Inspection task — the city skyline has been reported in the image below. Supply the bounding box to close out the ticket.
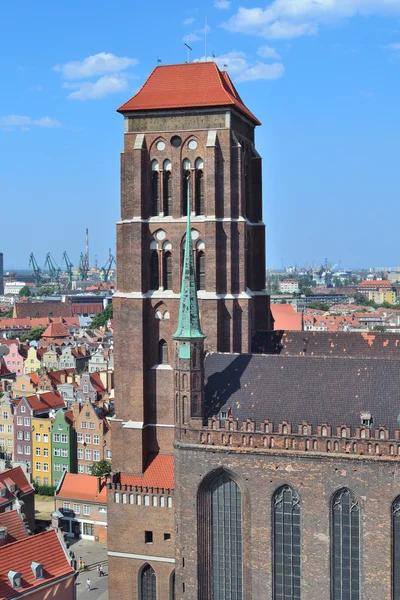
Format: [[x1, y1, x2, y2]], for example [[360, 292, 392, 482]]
[[1, 0, 400, 268]]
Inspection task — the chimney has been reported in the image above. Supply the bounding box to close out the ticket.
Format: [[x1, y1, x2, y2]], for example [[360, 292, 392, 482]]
[[97, 476, 102, 495], [0, 526, 8, 546]]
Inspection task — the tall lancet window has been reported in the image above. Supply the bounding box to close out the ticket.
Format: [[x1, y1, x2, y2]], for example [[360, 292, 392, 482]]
[[141, 564, 156, 600], [273, 485, 301, 600], [195, 158, 204, 215], [163, 160, 172, 216], [203, 473, 243, 600], [332, 488, 360, 600], [182, 159, 191, 216], [151, 160, 159, 216]]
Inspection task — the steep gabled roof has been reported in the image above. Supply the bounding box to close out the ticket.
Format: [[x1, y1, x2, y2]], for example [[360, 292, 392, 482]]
[[57, 473, 107, 502], [42, 322, 69, 338], [0, 510, 28, 543], [117, 62, 261, 125], [0, 529, 73, 598], [0, 467, 32, 496]]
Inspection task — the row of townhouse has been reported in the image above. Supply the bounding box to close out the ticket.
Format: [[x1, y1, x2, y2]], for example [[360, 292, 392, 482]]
[[1, 339, 112, 377], [0, 387, 112, 487]]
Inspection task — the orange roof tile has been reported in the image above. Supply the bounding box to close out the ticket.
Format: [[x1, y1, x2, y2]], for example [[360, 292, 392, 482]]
[[359, 279, 392, 288], [0, 510, 28, 543], [57, 473, 107, 503], [117, 62, 261, 125], [271, 304, 302, 331], [0, 529, 73, 598], [0, 467, 32, 496], [42, 322, 69, 338], [120, 454, 174, 489]]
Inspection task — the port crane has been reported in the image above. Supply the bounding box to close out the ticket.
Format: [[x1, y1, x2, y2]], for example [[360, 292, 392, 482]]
[[28, 253, 42, 284], [44, 253, 61, 283], [62, 252, 74, 284], [101, 249, 115, 282]]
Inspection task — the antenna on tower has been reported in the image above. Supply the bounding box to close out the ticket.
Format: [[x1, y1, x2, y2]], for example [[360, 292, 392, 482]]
[[204, 17, 208, 60], [86, 228, 89, 268], [184, 42, 192, 63]]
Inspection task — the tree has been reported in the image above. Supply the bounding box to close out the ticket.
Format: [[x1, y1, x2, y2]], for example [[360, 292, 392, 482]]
[[18, 285, 32, 297], [90, 304, 113, 329], [308, 301, 330, 311], [20, 325, 46, 343], [0, 307, 13, 319], [89, 459, 111, 477], [37, 285, 54, 296]]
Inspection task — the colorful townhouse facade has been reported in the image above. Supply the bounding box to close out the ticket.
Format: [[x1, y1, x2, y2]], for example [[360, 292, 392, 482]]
[[23, 346, 41, 374], [0, 392, 14, 460], [31, 416, 52, 486], [74, 400, 110, 474], [52, 409, 75, 487], [4, 342, 24, 376]]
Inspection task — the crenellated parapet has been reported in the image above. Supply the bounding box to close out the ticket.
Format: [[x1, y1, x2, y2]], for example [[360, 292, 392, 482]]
[[177, 416, 400, 457], [108, 482, 174, 506]]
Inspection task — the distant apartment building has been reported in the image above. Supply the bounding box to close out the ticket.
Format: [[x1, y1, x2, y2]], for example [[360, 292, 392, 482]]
[[279, 279, 299, 294], [358, 279, 396, 304], [4, 281, 26, 296]]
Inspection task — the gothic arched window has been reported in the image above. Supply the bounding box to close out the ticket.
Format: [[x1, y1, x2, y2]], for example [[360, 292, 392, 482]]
[[183, 396, 189, 424], [150, 251, 159, 290], [163, 251, 173, 290], [393, 497, 400, 597], [183, 165, 191, 216], [158, 340, 168, 365], [273, 485, 301, 600], [196, 251, 205, 291], [200, 472, 242, 600], [151, 162, 159, 216], [332, 488, 360, 600], [163, 169, 172, 216], [191, 394, 200, 417], [141, 564, 156, 600], [195, 161, 204, 214]]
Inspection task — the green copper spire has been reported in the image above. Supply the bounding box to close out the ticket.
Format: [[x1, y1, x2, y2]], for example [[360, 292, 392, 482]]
[[173, 194, 205, 340]]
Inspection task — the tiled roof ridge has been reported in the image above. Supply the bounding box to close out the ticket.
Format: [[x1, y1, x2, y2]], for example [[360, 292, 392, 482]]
[[0, 528, 51, 550]]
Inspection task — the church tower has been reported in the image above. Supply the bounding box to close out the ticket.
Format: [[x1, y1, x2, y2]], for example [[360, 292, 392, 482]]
[[108, 62, 271, 600]]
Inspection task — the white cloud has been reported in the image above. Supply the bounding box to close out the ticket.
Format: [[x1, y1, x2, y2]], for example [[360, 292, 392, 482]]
[[183, 17, 195, 24], [386, 42, 400, 50], [27, 84, 43, 92], [257, 45, 280, 59], [63, 75, 129, 100], [183, 33, 202, 43], [0, 114, 62, 129], [196, 51, 284, 81], [223, 0, 400, 40], [54, 52, 138, 80], [214, 0, 231, 8]]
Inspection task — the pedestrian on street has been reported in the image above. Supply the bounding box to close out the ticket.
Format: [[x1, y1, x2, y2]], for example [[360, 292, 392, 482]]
[[87, 578, 91, 591], [78, 557, 82, 571], [97, 565, 100, 576], [99, 565, 104, 577]]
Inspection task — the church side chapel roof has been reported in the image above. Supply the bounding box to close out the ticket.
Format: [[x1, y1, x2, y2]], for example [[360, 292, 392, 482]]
[[204, 353, 400, 432], [117, 62, 261, 125]]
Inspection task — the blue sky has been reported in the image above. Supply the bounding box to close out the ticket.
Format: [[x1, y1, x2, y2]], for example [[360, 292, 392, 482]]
[[1, 0, 400, 271]]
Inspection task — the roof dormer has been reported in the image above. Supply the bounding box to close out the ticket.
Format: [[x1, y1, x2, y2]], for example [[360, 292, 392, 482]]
[[8, 570, 22, 589], [31, 561, 44, 579]]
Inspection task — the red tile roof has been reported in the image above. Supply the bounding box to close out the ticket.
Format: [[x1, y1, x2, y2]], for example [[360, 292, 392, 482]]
[[0, 510, 28, 543], [14, 302, 73, 320], [0, 467, 33, 496], [42, 322, 70, 338], [89, 372, 106, 394], [0, 529, 73, 598], [358, 279, 392, 289], [57, 473, 107, 503], [271, 304, 302, 331], [117, 62, 261, 125], [25, 392, 65, 413], [120, 454, 174, 489]]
